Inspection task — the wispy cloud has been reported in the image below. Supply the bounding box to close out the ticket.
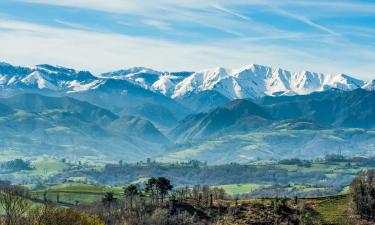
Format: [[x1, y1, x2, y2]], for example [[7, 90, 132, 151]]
[[54, 19, 91, 30], [288, 1, 375, 15], [212, 4, 251, 21], [268, 6, 339, 36], [143, 20, 173, 31]]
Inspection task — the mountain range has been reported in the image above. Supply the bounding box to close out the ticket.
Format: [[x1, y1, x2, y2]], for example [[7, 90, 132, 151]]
[[0, 62, 374, 163], [1, 62, 373, 116]]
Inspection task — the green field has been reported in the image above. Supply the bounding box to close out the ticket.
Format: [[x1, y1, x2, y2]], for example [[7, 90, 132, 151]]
[[31, 183, 123, 205], [215, 183, 268, 195], [311, 195, 350, 225]]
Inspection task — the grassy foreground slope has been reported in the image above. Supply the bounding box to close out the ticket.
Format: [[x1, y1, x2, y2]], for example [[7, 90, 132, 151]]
[[27, 181, 353, 225]]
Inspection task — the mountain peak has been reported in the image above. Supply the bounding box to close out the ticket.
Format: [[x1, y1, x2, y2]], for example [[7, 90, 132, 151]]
[[35, 64, 77, 74], [0, 62, 12, 67]]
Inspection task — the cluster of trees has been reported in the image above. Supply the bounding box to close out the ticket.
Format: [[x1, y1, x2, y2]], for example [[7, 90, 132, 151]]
[[101, 177, 226, 210], [80, 177, 228, 225], [350, 169, 375, 222], [0, 159, 32, 171], [101, 177, 174, 210], [279, 158, 312, 167]]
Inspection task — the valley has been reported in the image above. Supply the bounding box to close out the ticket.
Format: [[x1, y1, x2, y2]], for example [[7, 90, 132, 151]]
[[0, 62, 374, 224]]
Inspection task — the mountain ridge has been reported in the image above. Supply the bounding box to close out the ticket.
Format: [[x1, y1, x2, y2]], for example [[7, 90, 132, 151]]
[[0, 61, 373, 127], [1, 62, 371, 100]]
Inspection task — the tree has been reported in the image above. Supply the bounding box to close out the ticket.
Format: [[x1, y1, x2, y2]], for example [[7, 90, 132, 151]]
[[351, 169, 375, 221], [124, 184, 138, 209], [0, 185, 30, 225], [102, 192, 116, 208], [156, 177, 173, 203], [145, 177, 158, 205]]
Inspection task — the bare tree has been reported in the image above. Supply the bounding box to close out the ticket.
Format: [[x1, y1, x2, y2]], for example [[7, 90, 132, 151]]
[[0, 185, 30, 225], [351, 169, 375, 221], [124, 184, 138, 209]]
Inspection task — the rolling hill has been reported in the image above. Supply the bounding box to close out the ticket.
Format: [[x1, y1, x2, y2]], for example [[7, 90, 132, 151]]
[[0, 93, 169, 162]]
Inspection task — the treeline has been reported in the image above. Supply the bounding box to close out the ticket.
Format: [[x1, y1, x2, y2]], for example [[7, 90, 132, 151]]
[[77, 162, 328, 187], [53, 155, 375, 190]]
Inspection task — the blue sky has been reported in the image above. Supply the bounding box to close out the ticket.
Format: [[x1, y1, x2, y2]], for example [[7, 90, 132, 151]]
[[0, 0, 374, 79]]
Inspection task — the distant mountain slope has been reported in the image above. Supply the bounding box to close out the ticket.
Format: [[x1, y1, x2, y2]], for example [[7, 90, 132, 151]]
[[108, 115, 169, 143], [174, 90, 230, 113], [263, 89, 375, 128], [170, 99, 271, 141], [161, 128, 375, 164], [0, 93, 169, 162], [68, 78, 190, 127], [120, 103, 178, 128], [171, 89, 375, 142], [0, 102, 14, 116], [0, 93, 118, 126]]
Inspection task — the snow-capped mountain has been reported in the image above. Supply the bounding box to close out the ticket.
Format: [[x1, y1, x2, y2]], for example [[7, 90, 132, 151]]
[[0, 63, 100, 95], [172, 64, 366, 99], [0, 62, 371, 101], [95, 64, 368, 100]]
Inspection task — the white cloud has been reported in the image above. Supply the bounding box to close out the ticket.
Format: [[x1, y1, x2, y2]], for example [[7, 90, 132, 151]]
[[19, 0, 142, 13], [0, 18, 373, 80]]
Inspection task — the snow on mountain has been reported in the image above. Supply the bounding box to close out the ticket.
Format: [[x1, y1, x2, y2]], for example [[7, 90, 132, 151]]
[[151, 74, 184, 96], [0, 63, 98, 93], [21, 71, 58, 90], [172, 64, 367, 99], [67, 80, 103, 93], [363, 79, 375, 91], [0, 62, 371, 100], [101, 67, 190, 95], [100, 67, 162, 89]]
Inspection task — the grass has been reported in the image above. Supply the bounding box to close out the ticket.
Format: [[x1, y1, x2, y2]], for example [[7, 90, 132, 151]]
[[31, 183, 123, 204], [26, 179, 354, 224], [214, 183, 268, 195], [312, 195, 350, 225]]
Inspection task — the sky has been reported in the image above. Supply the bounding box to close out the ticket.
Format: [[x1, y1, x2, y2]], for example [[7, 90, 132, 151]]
[[0, 0, 374, 80]]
